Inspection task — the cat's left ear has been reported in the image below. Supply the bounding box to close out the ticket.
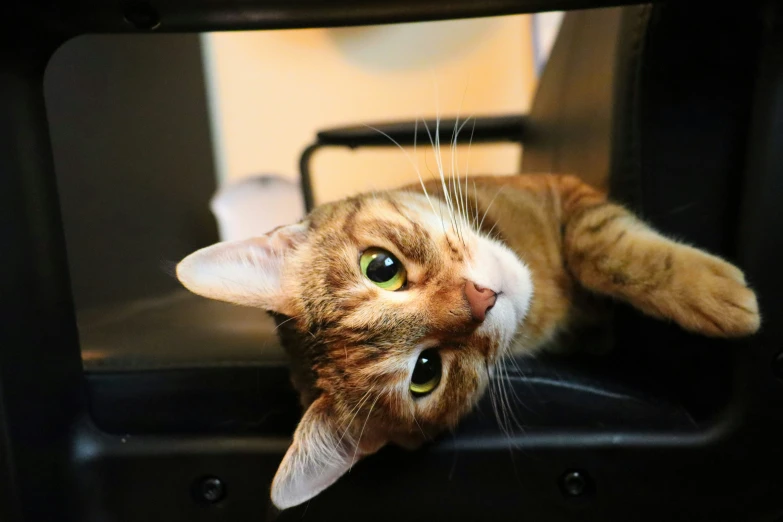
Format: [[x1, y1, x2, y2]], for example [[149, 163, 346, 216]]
[[176, 222, 308, 315], [271, 397, 382, 510]]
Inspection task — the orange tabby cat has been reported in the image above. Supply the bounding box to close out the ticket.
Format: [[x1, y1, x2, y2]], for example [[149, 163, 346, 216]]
[[176, 174, 759, 510]]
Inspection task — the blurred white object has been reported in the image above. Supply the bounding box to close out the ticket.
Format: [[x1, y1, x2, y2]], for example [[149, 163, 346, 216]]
[[532, 12, 565, 77], [211, 175, 305, 242], [328, 17, 502, 70]]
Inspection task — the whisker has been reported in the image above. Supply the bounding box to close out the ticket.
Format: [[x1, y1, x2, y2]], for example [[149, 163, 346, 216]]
[[465, 118, 478, 230], [472, 180, 480, 231], [428, 87, 459, 239], [453, 79, 472, 246], [450, 115, 461, 243], [509, 339, 545, 403], [452, 115, 475, 247], [502, 353, 539, 415], [485, 219, 501, 241], [434, 115, 453, 224], [450, 122, 465, 246], [336, 389, 373, 450], [409, 404, 427, 437], [419, 137, 448, 233], [485, 362, 508, 437], [423, 118, 459, 236], [495, 361, 512, 435], [487, 356, 527, 443], [498, 357, 526, 434], [273, 314, 300, 332], [362, 124, 438, 219], [351, 393, 382, 469], [454, 124, 465, 240], [479, 186, 506, 233]]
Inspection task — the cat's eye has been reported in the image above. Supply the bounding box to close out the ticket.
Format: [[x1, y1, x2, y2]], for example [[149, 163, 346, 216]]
[[360, 248, 407, 291], [410, 349, 442, 397]]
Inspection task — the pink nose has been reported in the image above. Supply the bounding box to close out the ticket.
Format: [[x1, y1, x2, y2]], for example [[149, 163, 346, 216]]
[[465, 281, 497, 322]]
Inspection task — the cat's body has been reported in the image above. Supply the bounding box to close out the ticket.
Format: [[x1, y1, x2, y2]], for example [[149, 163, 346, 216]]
[[416, 174, 757, 340], [177, 173, 759, 510]]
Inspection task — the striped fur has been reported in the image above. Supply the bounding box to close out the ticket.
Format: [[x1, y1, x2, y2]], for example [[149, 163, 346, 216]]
[[177, 173, 759, 509]]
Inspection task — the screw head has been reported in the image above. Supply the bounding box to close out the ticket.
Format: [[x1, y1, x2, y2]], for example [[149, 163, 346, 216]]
[[560, 470, 592, 497], [196, 476, 226, 504], [123, 2, 161, 30]]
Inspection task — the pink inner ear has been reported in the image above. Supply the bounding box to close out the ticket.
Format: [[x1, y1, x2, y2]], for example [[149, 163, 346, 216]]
[[270, 396, 352, 509], [175, 222, 309, 314], [270, 393, 389, 510], [271, 442, 356, 510], [271, 437, 386, 510]]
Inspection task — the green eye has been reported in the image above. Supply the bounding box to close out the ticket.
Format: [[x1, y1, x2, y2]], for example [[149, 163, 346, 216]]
[[410, 349, 442, 397], [360, 248, 407, 291]]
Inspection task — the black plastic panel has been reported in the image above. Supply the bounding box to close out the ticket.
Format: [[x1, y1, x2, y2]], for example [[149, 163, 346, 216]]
[[70, 387, 780, 522], [45, 34, 219, 310], [85, 354, 700, 436], [76, 290, 733, 437], [36, 0, 650, 34], [1, 0, 781, 521], [88, 368, 302, 435], [0, 32, 85, 522]]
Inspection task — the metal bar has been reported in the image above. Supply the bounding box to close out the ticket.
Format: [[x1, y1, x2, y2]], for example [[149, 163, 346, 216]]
[[299, 143, 321, 213], [299, 115, 526, 210]]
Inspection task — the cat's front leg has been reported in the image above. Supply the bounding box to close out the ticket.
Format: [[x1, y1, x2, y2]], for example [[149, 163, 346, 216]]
[[556, 176, 760, 338]]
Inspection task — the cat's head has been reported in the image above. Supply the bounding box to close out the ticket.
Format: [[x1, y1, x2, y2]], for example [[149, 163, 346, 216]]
[[176, 190, 533, 509]]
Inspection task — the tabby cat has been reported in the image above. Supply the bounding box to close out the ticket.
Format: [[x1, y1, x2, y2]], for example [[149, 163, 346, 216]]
[[176, 173, 759, 510]]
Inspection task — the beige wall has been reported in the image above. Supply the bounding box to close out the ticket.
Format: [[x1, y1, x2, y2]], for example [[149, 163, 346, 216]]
[[203, 15, 535, 205]]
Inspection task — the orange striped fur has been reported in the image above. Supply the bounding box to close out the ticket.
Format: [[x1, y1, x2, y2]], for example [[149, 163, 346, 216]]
[[176, 173, 759, 509]]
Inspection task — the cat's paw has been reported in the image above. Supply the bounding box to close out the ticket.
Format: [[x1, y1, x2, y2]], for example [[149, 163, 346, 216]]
[[669, 249, 760, 338]]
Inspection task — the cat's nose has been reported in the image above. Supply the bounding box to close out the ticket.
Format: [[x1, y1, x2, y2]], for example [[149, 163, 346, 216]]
[[465, 281, 497, 322]]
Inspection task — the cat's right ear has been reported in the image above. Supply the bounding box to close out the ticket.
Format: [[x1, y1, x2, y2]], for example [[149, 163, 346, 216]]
[[176, 222, 308, 315], [271, 397, 356, 510]]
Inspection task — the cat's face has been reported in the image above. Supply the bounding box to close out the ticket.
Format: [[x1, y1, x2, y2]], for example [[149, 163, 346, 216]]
[[177, 190, 533, 509]]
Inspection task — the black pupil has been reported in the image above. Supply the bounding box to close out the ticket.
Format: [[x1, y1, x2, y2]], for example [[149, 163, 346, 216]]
[[412, 349, 440, 385], [366, 252, 399, 283]]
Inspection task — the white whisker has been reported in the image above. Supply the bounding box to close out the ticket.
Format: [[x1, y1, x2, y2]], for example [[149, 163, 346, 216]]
[[409, 404, 427, 437], [472, 180, 480, 231], [451, 116, 470, 246], [465, 118, 477, 229], [450, 116, 464, 245], [362, 124, 438, 220], [479, 186, 506, 233], [336, 389, 373, 451], [453, 115, 474, 245], [351, 393, 382, 469], [486, 219, 501, 241], [453, 79, 472, 243], [498, 357, 526, 435], [273, 314, 300, 332], [423, 118, 458, 236]]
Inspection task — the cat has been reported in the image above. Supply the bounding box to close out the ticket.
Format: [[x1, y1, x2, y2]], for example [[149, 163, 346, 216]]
[[176, 173, 760, 510]]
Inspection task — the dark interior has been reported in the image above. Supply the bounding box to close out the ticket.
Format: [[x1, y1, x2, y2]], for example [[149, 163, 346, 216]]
[[1, 1, 782, 521]]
